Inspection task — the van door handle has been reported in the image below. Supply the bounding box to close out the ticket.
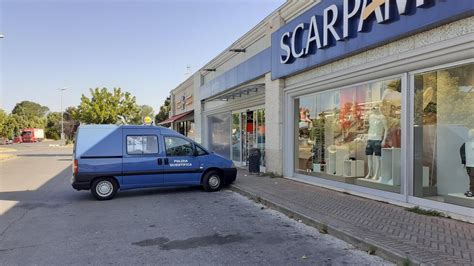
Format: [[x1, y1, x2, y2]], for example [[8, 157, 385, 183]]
[[164, 158, 169, 165], [157, 158, 163, 165]]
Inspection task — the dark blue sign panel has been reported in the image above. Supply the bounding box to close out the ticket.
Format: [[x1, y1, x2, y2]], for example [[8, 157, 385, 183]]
[[271, 0, 473, 80], [200, 48, 271, 100]]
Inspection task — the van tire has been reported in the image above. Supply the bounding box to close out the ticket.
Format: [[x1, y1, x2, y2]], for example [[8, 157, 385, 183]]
[[91, 177, 118, 200], [202, 171, 222, 192]]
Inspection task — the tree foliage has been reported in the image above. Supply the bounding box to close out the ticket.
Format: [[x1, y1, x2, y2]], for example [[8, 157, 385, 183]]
[[45, 112, 62, 140], [0, 109, 9, 138], [0, 108, 46, 139], [73, 88, 140, 124], [155, 96, 171, 124], [63, 106, 80, 139], [138, 105, 155, 123], [12, 101, 49, 118]]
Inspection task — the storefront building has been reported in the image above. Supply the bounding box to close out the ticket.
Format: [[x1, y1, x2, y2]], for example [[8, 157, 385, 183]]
[[168, 0, 474, 221], [160, 76, 195, 139]]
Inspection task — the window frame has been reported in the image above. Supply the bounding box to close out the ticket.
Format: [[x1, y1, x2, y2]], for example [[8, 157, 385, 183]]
[[163, 135, 197, 157], [126, 135, 159, 155], [292, 74, 406, 194], [408, 59, 474, 198]]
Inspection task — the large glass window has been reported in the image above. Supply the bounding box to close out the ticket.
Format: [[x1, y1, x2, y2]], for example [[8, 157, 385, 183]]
[[127, 136, 158, 155], [207, 113, 231, 159], [176, 121, 194, 139], [230, 109, 266, 167], [295, 77, 402, 193], [413, 63, 474, 208], [231, 113, 241, 162]]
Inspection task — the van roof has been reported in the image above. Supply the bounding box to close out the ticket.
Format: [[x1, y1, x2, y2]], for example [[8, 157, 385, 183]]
[[78, 124, 178, 134]]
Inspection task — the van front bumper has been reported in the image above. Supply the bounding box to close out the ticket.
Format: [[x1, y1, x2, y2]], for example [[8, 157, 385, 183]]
[[223, 168, 237, 184]]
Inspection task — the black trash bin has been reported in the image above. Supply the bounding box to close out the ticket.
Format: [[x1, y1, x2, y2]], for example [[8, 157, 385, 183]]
[[248, 148, 261, 174]]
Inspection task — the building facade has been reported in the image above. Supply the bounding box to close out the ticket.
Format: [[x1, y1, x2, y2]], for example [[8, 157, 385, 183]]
[[160, 76, 196, 139], [168, 0, 474, 221]]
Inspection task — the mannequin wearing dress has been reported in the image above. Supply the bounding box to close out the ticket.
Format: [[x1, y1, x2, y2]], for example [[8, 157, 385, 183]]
[[365, 107, 388, 180], [460, 129, 474, 197]]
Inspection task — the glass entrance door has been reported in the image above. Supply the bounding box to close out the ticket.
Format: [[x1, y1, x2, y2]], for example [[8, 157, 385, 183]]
[[231, 108, 265, 170]]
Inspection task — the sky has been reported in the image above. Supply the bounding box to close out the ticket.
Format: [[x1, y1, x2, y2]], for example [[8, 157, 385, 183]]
[[0, 0, 285, 113]]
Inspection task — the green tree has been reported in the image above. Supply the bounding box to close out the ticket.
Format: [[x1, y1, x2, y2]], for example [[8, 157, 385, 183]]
[[155, 96, 171, 124], [9, 113, 46, 131], [0, 109, 8, 138], [63, 106, 80, 140], [73, 88, 140, 124], [45, 112, 62, 140], [138, 105, 155, 122], [12, 101, 49, 118], [1, 115, 19, 139]]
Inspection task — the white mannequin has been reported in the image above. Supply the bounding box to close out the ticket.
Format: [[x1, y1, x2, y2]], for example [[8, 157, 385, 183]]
[[365, 106, 388, 180]]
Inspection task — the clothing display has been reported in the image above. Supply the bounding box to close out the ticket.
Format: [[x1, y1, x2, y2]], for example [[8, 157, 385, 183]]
[[365, 140, 382, 156], [367, 112, 388, 141], [365, 108, 388, 180], [466, 167, 474, 196], [460, 135, 474, 196]]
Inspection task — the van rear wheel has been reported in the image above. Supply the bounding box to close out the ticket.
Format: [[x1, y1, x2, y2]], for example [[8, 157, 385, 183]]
[[202, 171, 222, 192], [91, 177, 118, 200]]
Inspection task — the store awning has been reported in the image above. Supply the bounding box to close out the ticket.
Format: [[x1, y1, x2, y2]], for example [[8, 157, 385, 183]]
[[206, 84, 265, 102], [158, 110, 194, 125]]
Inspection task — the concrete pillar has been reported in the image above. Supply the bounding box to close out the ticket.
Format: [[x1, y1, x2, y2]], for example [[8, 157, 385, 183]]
[[264, 73, 285, 175], [263, 13, 285, 175]]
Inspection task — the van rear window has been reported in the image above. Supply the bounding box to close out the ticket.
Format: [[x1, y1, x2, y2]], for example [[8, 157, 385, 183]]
[[127, 136, 158, 155]]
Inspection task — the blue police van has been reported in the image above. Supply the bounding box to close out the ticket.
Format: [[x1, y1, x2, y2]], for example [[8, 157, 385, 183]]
[[71, 125, 237, 200]]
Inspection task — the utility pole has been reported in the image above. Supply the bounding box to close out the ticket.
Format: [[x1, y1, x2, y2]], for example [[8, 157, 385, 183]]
[[58, 88, 67, 145]]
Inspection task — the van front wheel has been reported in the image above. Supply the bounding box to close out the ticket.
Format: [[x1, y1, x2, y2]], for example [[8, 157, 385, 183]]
[[91, 177, 118, 200], [202, 171, 222, 192]]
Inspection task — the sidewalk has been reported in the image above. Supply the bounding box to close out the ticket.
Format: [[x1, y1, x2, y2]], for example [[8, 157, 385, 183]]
[[230, 170, 474, 265]]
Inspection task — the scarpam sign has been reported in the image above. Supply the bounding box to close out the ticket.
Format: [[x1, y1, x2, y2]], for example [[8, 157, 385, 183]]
[[279, 0, 428, 64], [271, 0, 473, 79]]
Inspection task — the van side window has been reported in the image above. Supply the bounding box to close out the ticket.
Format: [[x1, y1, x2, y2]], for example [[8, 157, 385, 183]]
[[195, 145, 208, 156], [127, 136, 158, 155], [164, 137, 194, 157]]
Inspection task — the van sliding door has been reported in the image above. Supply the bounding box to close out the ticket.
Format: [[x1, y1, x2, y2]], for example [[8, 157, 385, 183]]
[[122, 128, 163, 188]]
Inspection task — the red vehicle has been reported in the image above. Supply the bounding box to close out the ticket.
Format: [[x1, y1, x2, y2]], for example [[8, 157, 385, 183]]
[[13, 136, 23, 143], [21, 128, 45, 142]]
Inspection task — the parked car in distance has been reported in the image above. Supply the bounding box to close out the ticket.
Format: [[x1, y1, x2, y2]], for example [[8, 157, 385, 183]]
[[13, 136, 22, 144], [71, 125, 237, 200], [0, 137, 7, 145]]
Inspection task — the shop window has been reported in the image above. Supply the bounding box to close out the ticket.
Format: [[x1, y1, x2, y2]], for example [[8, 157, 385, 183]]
[[295, 77, 402, 193], [207, 113, 231, 159], [413, 63, 474, 208]]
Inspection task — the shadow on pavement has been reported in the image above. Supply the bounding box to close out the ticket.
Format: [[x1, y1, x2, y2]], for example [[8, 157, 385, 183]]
[[0, 165, 205, 217]]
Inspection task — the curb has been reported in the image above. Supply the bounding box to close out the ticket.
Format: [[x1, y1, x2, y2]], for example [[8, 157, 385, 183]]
[[230, 184, 422, 266]]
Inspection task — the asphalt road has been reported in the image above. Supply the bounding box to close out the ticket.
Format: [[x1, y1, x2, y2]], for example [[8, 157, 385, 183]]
[[0, 141, 390, 265]]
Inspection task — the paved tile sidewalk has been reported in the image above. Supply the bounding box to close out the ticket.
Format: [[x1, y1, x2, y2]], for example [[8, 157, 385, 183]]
[[230, 170, 474, 265]]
